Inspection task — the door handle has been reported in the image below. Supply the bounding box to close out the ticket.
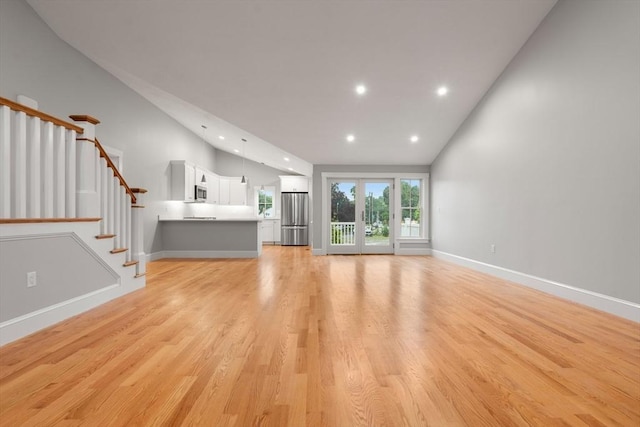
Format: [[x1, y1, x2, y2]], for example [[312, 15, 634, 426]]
[[361, 210, 365, 221]]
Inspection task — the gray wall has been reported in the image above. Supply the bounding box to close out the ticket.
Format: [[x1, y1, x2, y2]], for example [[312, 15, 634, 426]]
[[312, 164, 430, 250], [0, 234, 118, 321], [0, 0, 218, 255], [430, 0, 640, 303]]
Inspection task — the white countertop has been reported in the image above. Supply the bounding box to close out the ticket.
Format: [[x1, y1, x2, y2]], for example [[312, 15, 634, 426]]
[[159, 217, 261, 222]]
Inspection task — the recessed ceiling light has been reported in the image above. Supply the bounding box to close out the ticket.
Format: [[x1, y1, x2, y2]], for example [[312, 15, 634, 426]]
[[355, 84, 367, 95], [410, 135, 419, 143], [437, 86, 449, 97], [288, 167, 294, 171], [234, 149, 240, 153], [346, 134, 355, 142], [284, 157, 290, 162], [218, 135, 225, 140]]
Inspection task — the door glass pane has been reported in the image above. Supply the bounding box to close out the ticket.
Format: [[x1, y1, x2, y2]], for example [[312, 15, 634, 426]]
[[364, 182, 390, 246], [400, 179, 421, 237], [330, 181, 356, 245]]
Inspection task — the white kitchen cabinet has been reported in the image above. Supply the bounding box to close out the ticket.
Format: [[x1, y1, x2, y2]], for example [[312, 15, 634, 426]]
[[171, 161, 246, 205], [261, 220, 274, 243], [205, 172, 219, 204], [171, 161, 196, 202], [219, 177, 248, 205], [219, 178, 230, 205], [195, 167, 207, 186], [273, 219, 281, 243], [230, 180, 248, 205], [280, 175, 309, 192], [261, 219, 281, 244]]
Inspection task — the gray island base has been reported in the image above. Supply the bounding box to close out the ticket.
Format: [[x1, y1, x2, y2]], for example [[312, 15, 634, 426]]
[[159, 218, 261, 258]]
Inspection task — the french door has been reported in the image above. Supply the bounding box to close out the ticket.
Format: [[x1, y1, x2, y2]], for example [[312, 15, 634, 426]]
[[327, 178, 394, 254]]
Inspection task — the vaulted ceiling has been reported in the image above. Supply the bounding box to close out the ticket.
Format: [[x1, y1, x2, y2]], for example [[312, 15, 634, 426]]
[[28, 0, 556, 175]]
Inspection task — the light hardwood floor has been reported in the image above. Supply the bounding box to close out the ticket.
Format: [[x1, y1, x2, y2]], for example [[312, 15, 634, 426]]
[[1, 246, 639, 426]]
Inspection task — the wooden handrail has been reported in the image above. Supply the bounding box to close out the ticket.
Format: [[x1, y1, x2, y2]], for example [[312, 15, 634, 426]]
[[94, 138, 136, 204], [0, 96, 84, 133]]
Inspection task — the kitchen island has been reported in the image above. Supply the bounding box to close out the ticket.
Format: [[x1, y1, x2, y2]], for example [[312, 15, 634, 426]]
[[158, 218, 261, 258]]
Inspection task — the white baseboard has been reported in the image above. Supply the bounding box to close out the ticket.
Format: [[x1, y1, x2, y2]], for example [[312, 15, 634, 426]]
[[312, 248, 326, 256], [0, 284, 120, 346], [151, 250, 259, 260], [395, 248, 432, 256], [431, 250, 640, 323], [148, 251, 164, 262]]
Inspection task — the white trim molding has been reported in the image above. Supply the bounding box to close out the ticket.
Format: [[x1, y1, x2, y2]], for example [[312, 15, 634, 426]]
[[0, 284, 121, 346], [432, 250, 640, 323], [396, 247, 432, 256]]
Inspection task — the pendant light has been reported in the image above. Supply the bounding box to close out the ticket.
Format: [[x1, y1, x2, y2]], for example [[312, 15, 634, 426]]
[[240, 138, 247, 184], [200, 125, 207, 183]]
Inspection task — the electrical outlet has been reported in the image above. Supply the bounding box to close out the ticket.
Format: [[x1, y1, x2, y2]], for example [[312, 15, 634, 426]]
[[491, 244, 496, 253], [27, 271, 37, 287]]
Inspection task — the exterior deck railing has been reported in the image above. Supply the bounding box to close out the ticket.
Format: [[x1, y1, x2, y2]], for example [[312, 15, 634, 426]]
[[330, 222, 355, 245]]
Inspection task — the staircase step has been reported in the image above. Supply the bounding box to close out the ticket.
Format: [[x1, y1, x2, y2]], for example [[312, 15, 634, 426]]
[[110, 247, 128, 254], [123, 260, 139, 267], [96, 234, 116, 239]]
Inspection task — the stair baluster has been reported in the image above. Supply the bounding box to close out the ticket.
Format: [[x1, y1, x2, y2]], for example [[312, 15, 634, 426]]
[[53, 124, 65, 218], [41, 121, 54, 217], [12, 111, 27, 218], [26, 115, 41, 218]]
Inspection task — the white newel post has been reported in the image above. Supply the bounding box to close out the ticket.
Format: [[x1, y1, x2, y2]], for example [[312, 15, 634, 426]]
[[107, 167, 115, 235], [113, 177, 121, 248], [70, 115, 100, 218], [119, 187, 126, 250], [99, 157, 108, 234], [125, 195, 132, 262], [0, 105, 10, 217], [131, 188, 147, 276]]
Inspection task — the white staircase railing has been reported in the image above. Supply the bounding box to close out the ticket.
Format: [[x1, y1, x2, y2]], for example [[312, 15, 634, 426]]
[[1, 100, 81, 219], [0, 97, 146, 277]]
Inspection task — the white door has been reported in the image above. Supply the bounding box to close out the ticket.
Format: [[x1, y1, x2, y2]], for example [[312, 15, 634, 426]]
[[327, 179, 393, 254]]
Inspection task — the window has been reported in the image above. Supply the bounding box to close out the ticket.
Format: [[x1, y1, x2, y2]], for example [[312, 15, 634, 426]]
[[400, 179, 421, 237], [256, 186, 275, 218]]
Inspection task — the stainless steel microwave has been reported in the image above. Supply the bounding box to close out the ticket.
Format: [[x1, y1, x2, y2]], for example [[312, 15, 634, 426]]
[[194, 185, 207, 202]]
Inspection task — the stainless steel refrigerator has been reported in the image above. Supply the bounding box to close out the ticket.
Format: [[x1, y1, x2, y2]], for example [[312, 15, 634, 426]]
[[281, 192, 309, 246]]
